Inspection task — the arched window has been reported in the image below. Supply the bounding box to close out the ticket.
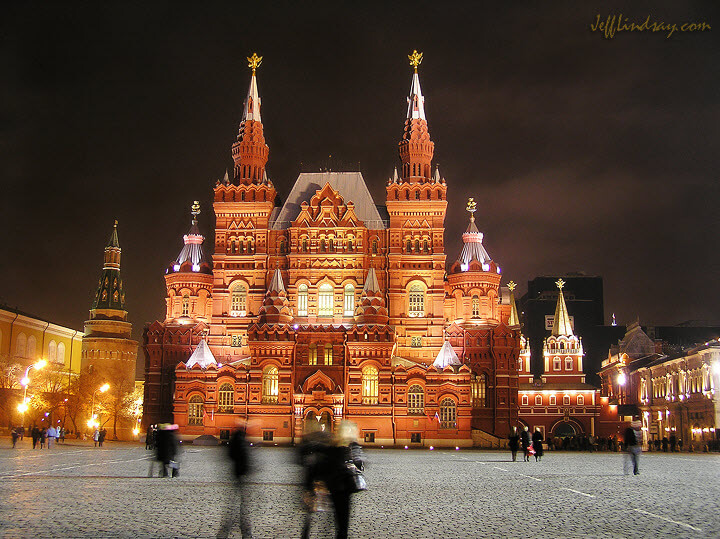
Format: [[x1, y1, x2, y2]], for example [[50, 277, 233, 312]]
[[521, 395, 528, 406], [372, 239, 378, 254], [308, 343, 318, 366], [231, 283, 247, 316], [318, 284, 334, 317], [553, 357, 561, 371], [182, 294, 190, 316], [279, 239, 287, 254], [218, 383, 234, 412], [48, 340, 57, 362], [471, 374, 486, 408], [16, 333, 27, 358], [344, 284, 355, 316], [298, 284, 308, 316], [406, 239, 412, 253], [549, 395, 556, 405], [302, 238, 308, 252], [439, 398, 456, 429], [27, 335, 37, 359], [320, 238, 326, 252], [423, 239, 429, 252], [328, 238, 335, 252], [408, 385, 424, 415], [324, 343, 333, 365], [471, 295, 480, 318], [565, 357, 573, 371], [362, 365, 379, 404], [57, 342, 66, 364], [188, 395, 204, 425], [563, 395, 570, 405], [408, 283, 425, 317], [535, 395, 542, 405], [577, 395, 585, 406], [262, 366, 279, 404], [347, 237, 354, 251]]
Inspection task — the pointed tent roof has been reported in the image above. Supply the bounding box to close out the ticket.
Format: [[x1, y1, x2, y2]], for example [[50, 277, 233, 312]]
[[362, 267, 380, 295], [173, 201, 209, 270], [507, 281, 520, 327], [186, 339, 217, 369], [242, 69, 261, 123], [107, 220, 120, 248], [551, 279, 574, 336], [268, 268, 286, 293], [433, 341, 461, 369], [406, 70, 426, 121], [457, 213, 492, 266]]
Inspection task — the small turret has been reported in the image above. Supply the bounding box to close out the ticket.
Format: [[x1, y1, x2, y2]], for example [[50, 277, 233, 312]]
[[354, 268, 389, 325], [257, 269, 293, 325]]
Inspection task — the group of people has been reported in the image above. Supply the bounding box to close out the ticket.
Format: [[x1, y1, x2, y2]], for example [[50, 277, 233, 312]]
[[92, 427, 108, 447], [11, 425, 66, 449], [508, 426, 544, 462], [216, 419, 366, 539]]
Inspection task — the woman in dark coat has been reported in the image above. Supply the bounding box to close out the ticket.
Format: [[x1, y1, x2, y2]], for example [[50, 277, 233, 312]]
[[520, 427, 531, 462], [532, 428, 544, 461], [153, 424, 179, 477], [508, 427, 520, 462], [323, 421, 365, 539]]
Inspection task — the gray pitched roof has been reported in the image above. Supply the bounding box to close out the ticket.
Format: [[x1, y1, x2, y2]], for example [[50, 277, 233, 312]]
[[271, 172, 387, 230]]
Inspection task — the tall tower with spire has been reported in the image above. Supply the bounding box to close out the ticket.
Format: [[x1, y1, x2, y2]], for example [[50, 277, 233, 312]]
[[212, 53, 279, 361], [82, 221, 138, 436], [386, 50, 448, 362], [543, 279, 585, 384]]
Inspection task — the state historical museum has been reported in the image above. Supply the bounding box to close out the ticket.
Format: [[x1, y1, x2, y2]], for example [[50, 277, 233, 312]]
[[142, 52, 522, 447]]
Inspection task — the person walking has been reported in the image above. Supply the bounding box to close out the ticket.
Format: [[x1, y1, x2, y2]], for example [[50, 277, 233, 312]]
[[98, 428, 107, 447], [532, 428, 544, 462], [323, 420, 365, 539], [217, 420, 253, 538], [624, 419, 642, 475], [93, 428, 100, 447], [299, 421, 333, 539], [39, 428, 47, 449], [145, 424, 156, 450], [521, 427, 531, 462], [31, 426, 40, 449], [47, 426, 56, 449], [508, 427, 520, 462], [11, 427, 19, 448], [151, 424, 179, 478]]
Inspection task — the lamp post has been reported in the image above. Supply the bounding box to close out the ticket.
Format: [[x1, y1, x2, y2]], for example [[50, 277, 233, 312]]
[[89, 383, 110, 429], [17, 359, 47, 427]]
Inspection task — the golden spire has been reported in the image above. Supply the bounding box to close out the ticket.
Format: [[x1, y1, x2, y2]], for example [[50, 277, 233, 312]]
[[508, 280, 520, 327], [408, 49, 423, 73], [247, 53, 263, 74], [556, 278, 565, 290]]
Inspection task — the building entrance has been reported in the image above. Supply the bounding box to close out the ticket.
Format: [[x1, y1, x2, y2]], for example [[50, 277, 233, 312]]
[[305, 409, 333, 432]]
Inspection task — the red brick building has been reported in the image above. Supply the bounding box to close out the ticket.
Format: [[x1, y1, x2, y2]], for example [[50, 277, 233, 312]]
[[143, 52, 521, 446]]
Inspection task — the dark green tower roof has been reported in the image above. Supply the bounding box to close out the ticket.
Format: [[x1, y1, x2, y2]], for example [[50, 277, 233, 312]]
[[91, 220, 127, 319]]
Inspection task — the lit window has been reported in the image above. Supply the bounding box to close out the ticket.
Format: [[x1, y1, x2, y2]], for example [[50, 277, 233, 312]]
[[577, 395, 584, 406], [471, 295, 480, 317], [318, 284, 334, 317], [472, 374, 486, 408], [408, 283, 425, 317], [344, 284, 355, 316], [308, 344, 317, 366], [521, 395, 528, 406], [324, 343, 333, 365], [262, 366, 279, 404], [298, 284, 308, 316], [549, 395, 556, 405], [231, 283, 247, 316], [48, 340, 57, 362], [218, 383, 234, 412], [553, 357, 561, 371], [188, 395, 204, 425], [535, 395, 542, 405], [182, 295, 190, 316], [565, 357, 573, 371], [408, 385, 424, 414], [362, 366, 379, 404], [57, 342, 66, 364], [439, 398, 456, 429], [563, 395, 570, 405]]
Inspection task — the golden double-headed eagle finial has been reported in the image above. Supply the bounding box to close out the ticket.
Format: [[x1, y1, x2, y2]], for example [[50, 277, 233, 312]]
[[247, 53, 263, 74], [466, 197, 477, 214], [191, 200, 201, 218], [508, 281, 517, 292], [408, 49, 423, 72], [556, 278, 566, 290]]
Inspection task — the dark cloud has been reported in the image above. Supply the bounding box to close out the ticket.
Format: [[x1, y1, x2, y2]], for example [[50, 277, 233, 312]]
[[1, 1, 717, 346]]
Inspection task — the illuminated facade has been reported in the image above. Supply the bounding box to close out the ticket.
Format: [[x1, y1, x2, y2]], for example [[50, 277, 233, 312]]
[[144, 52, 521, 446], [518, 280, 602, 440]]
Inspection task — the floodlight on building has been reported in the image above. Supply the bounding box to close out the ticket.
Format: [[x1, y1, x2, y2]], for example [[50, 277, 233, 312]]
[[617, 373, 627, 386]]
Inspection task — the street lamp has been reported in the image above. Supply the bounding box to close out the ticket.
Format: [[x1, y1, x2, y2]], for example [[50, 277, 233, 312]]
[[88, 383, 110, 429], [17, 359, 47, 427]]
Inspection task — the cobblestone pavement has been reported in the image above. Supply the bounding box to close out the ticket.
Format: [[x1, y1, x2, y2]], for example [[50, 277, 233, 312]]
[[0, 438, 718, 538]]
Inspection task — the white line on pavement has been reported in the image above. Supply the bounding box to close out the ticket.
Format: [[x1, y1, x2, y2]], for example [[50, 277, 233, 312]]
[[633, 509, 702, 532], [560, 487, 595, 498], [493, 466, 509, 472], [516, 473, 542, 482], [0, 456, 153, 479]]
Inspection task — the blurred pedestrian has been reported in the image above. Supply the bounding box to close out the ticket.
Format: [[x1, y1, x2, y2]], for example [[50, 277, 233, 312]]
[[508, 427, 520, 462], [150, 423, 179, 478], [99, 428, 107, 447], [47, 426, 57, 449], [299, 421, 333, 539], [40, 428, 47, 449], [31, 426, 40, 449], [11, 427, 19, 448], [662, 436, 669, 452], [670, 434, 677, 452], [145, 424, 156, 450], [521, 427, 531, 462], [217, 419, 253, 538], [532, 428, 544, 462], [93, 428, 99, 447], [624, 419, 642, 475], [323, 420, 365, 539]]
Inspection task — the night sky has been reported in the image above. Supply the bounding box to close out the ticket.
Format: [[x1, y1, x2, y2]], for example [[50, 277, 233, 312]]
[[2, 2, 718, 358]]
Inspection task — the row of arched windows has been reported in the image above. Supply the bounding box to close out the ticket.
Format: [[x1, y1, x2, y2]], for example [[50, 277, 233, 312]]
[[12, 332, 65, 362], [521, 394, 583, 406]]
